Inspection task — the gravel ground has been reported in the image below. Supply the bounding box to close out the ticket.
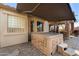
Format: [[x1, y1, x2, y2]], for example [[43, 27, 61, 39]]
[[64, 36, 79, 50], [0, 37, 79, 56]]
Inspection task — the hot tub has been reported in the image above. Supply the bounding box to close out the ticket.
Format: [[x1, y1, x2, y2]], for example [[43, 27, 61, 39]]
[[31, 32, 63, 55]]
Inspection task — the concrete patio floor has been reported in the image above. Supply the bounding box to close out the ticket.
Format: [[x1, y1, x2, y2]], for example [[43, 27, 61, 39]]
[[0, 37, 79, 56], [0, 42, 61, 56]]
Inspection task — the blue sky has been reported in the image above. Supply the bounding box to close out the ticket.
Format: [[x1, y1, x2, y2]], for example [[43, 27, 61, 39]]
[[70, 3, 79, 27], [3, 3, 17, 8], [70, 3, 79, 22]]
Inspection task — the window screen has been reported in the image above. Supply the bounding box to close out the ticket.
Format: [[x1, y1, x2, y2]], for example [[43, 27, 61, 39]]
[[7, 15, 26, 33]]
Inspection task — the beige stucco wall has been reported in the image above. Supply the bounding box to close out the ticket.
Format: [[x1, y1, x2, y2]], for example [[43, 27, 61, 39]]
[[0, 9, 28, 47], [0, 9, 1, 47]]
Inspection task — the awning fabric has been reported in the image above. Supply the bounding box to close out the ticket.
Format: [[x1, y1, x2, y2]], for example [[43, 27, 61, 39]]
[[16, 3, 76, 22]]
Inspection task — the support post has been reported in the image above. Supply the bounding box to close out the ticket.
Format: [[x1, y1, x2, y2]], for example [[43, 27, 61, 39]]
[[71, 21, 74, 34], [65, 21, 71, 39], [34, 18, 37, 32]]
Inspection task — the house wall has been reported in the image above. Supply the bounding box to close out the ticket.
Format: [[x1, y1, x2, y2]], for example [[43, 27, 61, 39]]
[[0, 9, 28, 47], [0, 9, 1, 47]]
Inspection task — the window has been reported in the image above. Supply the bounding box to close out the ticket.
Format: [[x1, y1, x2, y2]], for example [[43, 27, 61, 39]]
[[31, 20, 43, 32], [37, 21, 43, 32], [7, 15, 26, 33]]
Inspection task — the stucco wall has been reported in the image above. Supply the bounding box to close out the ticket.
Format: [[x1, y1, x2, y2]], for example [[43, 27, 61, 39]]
[[0, 9, 28, 47], [0, 10, 1, 47]]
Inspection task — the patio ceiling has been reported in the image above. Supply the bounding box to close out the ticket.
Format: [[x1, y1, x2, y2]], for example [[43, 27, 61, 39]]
[[16, 3, 76, 22]]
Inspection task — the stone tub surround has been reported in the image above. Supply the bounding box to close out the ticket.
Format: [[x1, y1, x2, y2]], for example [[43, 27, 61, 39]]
[[31, 32, 63, 55]]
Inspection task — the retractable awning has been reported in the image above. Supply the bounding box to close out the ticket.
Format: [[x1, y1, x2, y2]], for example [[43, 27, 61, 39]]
[[16, 3, 76, 22]]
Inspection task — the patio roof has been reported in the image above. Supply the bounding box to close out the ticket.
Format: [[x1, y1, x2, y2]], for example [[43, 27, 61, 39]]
[[16, 3, 76, 22]]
